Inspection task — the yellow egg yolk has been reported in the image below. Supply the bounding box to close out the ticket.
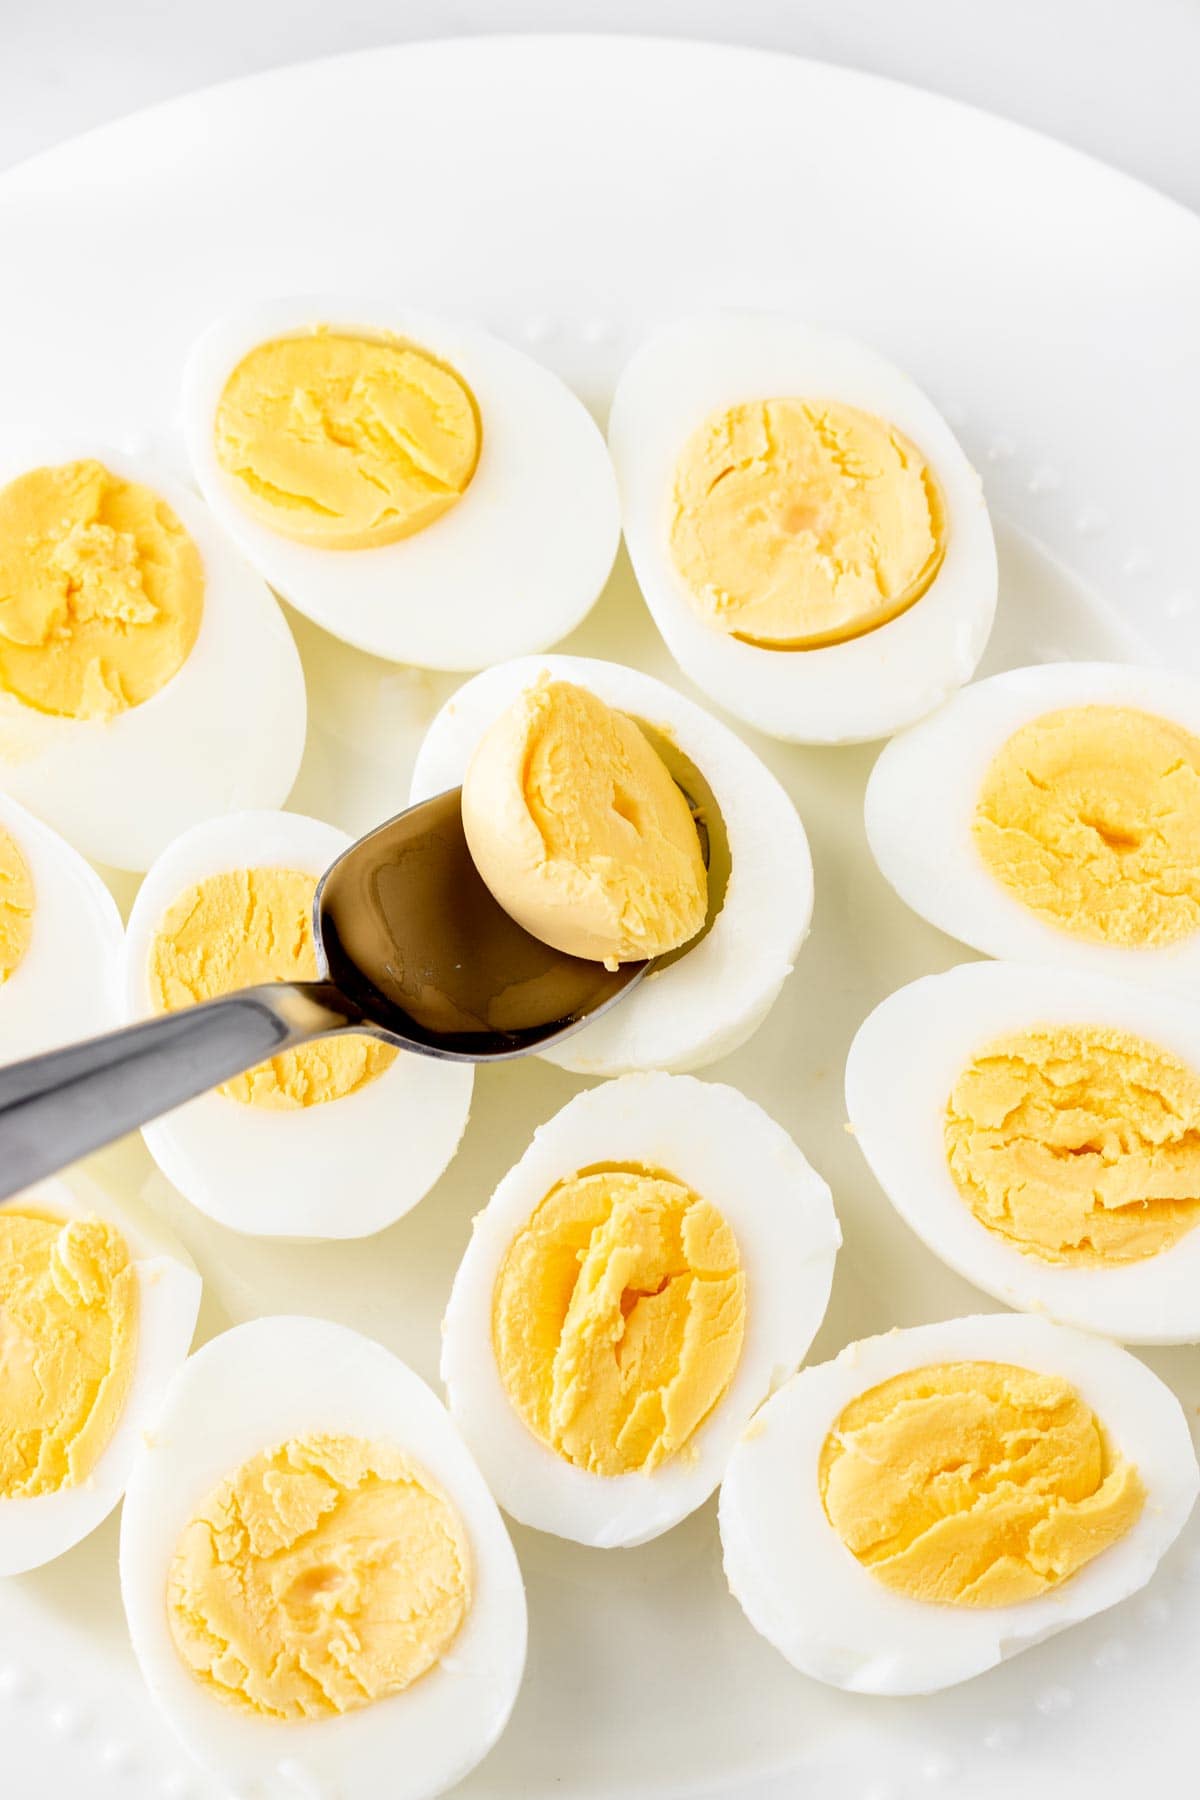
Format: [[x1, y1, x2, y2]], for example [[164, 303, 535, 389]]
[[0, 826, 34, 982], [492, 1166, 745, 1476], [0, 460, 204, 720], [147, 866, 396, 1108], [946, 1025, 1200, 1265], [669, 399, 946, 650], [973, 705, 1200, 947], [461, 677, 709, 968], [166, 1434, 471, 1721], [0, 1209, 138, 1498], [214, 331, 481, 548], [819, 1361, 1144, 1608]]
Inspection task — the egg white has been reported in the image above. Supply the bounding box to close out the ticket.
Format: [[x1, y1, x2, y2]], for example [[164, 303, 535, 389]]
[[0, 442, 306, 872], [121, 809, 474, 1239], [865, 660, 1200, 986], [410, 654, 813, 1074], [607, 311, 998, 744], [719, 1312, 1199, 1696], [846, 960, 1200, 1343], [119, 1316, 527, 1800], [0, 1172, 201, 1575], [442, 1072, 840, 1547], [182, 296, 621, 670], [0, 790, 122, 1059]]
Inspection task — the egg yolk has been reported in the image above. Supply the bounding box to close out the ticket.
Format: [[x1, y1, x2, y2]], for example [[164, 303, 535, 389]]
[[819, 1361, 1144, 1608], [974, 705, 1200, 947], [0, 826, 34, 982], [0, 1209, 138, 1499], [946, 1025, 1200, 1265], [492, 1166, 745, 1476], [147, 866, 396, 1108], [166, 1434, 470, 1721], [461, 676, 708, 968], [669, 399, 946, 650], [214, 330, 481, 549], [0, 460, 204, 720]]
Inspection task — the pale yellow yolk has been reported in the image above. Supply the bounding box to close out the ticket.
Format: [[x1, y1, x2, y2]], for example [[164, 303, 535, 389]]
[[214, 331, 481, 548], [492, 1167, 745, 1476], [461, 677, 709, 967], [0, 1209, 138, 1498], [0, 460, 204, 720], [166, 1434, 470, 1721], [0, 826, 34, 982], [974, 705, 1200, 947], [819, 1361, 1144, 1608], [669, 399, 946, 650], [946, 1025, 1200, 1265], [147, 866, 396, 1108]]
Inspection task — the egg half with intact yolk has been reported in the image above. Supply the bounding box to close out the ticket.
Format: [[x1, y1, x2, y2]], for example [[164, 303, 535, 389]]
[[182, 297, 621, 669], [119, 1316, 526, 1800], [846, 959, 1200, 1343], [719, 1312, 1199, 1695], [865, 660, 1200, 989], [441, 1072, 840, 1547], [0, 789, 122, 1059], [607, 311, 997, 744], [120, 809, 473, 1239], [0, 445, 306, 872], [411, 653, 814, 1074], [0, 1172, 200, 1575]]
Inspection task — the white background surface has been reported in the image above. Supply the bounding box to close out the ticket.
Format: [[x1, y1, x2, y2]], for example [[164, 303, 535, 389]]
[[2, 0, 1200, 210]]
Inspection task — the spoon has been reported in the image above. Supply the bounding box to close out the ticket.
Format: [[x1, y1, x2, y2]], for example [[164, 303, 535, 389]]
[[0, 788, 648, 1202]]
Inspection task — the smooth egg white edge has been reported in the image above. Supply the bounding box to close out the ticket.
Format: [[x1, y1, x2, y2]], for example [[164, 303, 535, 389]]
[[0, 1172, 201, 1576], [718, 1312, 1200, 1696], [182, 296, 621, 670], [0, 790, 123, 1058], [607, 310, 998, 745], [121, 809, 474, 1239], [0, 442, 307, 873], [118, 1316, 527, 1800], [409, 653, 814, 1075], [846, 959, 1200, 1343], [864, 660, 1200, 988], [441, 1072, 841, 1547]]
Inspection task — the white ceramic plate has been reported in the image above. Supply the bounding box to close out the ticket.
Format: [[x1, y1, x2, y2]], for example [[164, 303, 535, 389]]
[[1, 34, 1199, 1800]]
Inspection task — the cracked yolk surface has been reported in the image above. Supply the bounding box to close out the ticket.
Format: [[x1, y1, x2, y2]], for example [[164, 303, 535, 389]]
[[973, 705, 1200, 947], [669, 399, 946, 649], [0, 826, 33, 982], [214, 331, 481, 548], [166, 1434, 471, 1721], [0, 1209, 138, 1498], [0, 460, 204, 720], [819, 1361, 1144, 1608], [147, 866, 396, 1109], [946, 1024, 1200, 1265], [492, 1166, 745, 1476]]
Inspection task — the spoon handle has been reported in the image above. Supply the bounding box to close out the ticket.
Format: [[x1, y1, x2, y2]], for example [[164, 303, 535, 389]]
[[0, 983, 359, 1202]]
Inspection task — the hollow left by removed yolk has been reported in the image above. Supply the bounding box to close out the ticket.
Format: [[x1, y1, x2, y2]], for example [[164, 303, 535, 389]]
[[492, 1166, 745, 1476]]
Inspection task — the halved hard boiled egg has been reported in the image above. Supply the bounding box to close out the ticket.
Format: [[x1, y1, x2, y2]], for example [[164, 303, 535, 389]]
[[865, 661, 1200, 987], [121, 809, 473, 1238], [0, 790, 122, 1058], [0, 1172, 200, 1574], [183, 298, 621, 669], [442, 1073, 840, 1547], [719, 1313, 1198, 1695], [846, 960, 1200, 1342], [119, 1316, 526, 1800], [0, 445, 305, 871], [608, 312, 997, 743], [411, 654, 813, 1074]]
